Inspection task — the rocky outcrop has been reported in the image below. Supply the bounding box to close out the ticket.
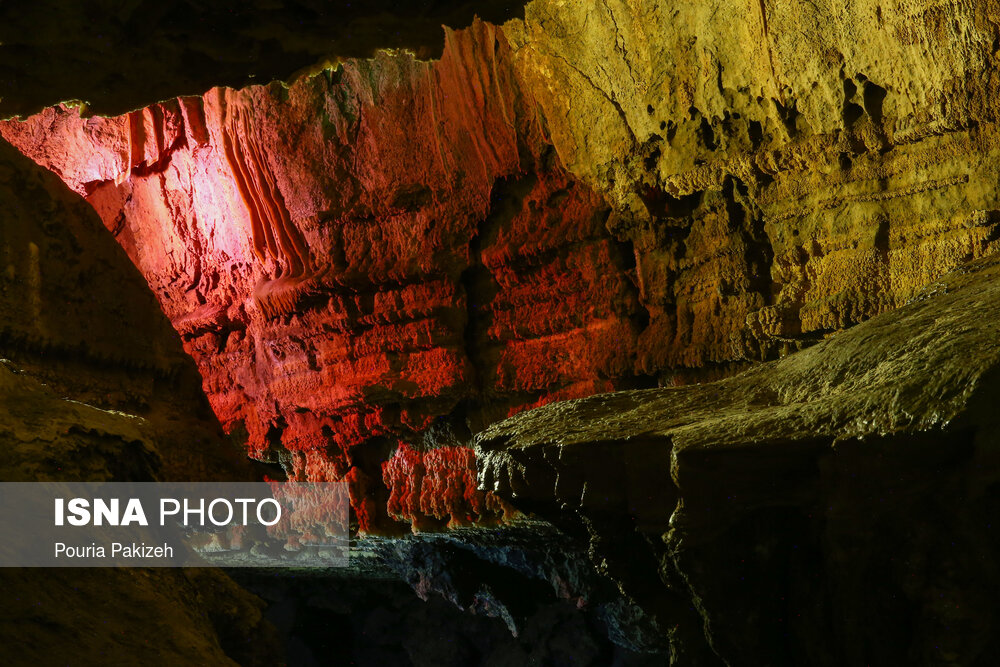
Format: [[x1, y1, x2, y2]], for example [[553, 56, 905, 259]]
[[477, 254, 1000, 664], [5, 1, 1000, 539]]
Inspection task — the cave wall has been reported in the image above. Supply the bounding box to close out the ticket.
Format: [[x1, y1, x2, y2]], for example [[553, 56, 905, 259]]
[[477, 253, 1000, 664], [3, 0, 1000, 663], [0, 123, 279, 666], [0, 93, 657, 666], [507, 0, 1000, 368], [2, 21, 647, 532], [5, 2, 1000, 536]]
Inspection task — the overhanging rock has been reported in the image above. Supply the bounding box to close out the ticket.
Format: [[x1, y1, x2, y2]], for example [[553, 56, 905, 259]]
[[477, 254, 1000, 664]]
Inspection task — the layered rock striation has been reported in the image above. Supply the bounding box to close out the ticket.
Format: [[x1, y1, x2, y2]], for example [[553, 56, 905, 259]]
[[5, 2, 1000, 537], [1, 22, 647, 531], [0, 122, 661, 664]]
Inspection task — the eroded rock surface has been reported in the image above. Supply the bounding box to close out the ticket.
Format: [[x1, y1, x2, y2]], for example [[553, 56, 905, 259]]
[[477, 255, 1000, 664], [0, 122, 666, 664], [1, 22, 650, 531], [506, 0, 1000, 370], [5, 2, 1000, 540]]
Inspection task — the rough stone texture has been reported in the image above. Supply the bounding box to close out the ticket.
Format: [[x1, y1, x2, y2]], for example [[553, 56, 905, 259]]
[[8, 4, 1000, 535], [0, 127, 664, 663], [505, 0, 1000, 370], [2, 0, 1000, 663], [477, 254, 1000, 664], [0, 137, 280, 664], [1, 22, 651, 532]]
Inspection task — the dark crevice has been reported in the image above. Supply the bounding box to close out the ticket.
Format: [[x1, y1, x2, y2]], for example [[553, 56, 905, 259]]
[[724, 176, 773, 308], [862, 81, 887, 124], [747, 119, 764, 148], [843, 78, 864, 127], [460, 173, 535, 401], [665, 120, 677, 143], [874, 217, 891, 258], [699, 116, 717, 150], [773, 97, 802, 137]]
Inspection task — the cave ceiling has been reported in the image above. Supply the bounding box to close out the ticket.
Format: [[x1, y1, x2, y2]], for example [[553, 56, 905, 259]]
[[0, 0, 529, 119]]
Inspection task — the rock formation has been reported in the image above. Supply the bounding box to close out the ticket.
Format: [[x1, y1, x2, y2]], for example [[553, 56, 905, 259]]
[[1, 21, 649, 532], [7, 2, 1000, 539], [0, 121, 656, 664], [478, 253, 1000, 664], [507, 0, 1000, 371], [2, 0, 1000, 663]]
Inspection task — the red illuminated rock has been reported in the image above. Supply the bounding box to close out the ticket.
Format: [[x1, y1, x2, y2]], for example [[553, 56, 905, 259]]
[[1, 21, 646, 532], [383, 443, 516, 530]]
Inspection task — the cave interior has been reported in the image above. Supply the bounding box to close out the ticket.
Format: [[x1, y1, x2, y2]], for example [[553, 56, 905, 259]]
[[3, 1, 1000, 665]]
